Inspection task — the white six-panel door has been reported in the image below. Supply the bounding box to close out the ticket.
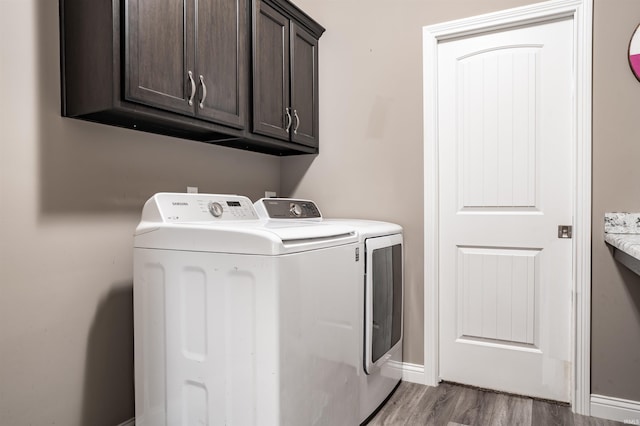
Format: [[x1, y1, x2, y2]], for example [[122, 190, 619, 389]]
[[437, 17, 574, 402]]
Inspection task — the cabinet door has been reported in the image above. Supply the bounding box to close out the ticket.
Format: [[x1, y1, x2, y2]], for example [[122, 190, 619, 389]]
[[125, 0, 195, 115], [290, 23, 319, 148], [196, 0, 247, 129], [252, 0, 290, 141]]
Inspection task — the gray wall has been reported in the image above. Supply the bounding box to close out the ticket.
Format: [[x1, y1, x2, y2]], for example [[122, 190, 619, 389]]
[[0, 0, 280, 425], [591, 0, 640, 402], [1, 0, 640, 425]]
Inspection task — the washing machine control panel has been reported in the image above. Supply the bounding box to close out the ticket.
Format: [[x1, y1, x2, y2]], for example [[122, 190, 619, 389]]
[[255, 198, 322, 219], [150, 193, 259, 222]]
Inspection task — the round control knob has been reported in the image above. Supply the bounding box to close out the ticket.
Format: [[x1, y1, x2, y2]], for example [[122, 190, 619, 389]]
[[208, 201, 223, 218], [290, 203, 302, 217]]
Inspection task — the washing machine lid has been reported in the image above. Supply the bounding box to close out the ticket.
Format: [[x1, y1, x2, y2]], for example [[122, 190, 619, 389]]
[[134, 193, 357, 255]]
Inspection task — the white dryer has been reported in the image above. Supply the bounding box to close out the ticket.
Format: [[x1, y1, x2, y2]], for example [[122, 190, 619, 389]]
[[333, 219, 404, 425], [254, 199, 404, 425], [133, 193, 361, 426]]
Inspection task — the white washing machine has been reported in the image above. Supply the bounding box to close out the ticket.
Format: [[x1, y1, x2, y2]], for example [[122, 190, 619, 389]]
[[133, 193, 361, 426], [254, 199, 404, 425]]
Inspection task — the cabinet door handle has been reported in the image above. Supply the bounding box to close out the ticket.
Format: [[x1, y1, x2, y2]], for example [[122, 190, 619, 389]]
[[293, 109, 300, 135], [187, 71, 196, 106], [199, 75, 207, 109], [285, 108, 292, 133]]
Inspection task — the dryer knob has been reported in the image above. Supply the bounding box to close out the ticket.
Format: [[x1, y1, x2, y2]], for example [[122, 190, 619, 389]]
[[290, 203, 302, 217], [208, 201, 224, 218]]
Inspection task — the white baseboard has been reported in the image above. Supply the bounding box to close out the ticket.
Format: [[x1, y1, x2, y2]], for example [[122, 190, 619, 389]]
[[401, 362, 426, 385], [591, 394, 640, 424], [116, 418, 135, 426]]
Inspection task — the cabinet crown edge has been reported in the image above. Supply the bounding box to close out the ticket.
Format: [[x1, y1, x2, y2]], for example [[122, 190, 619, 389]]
[[262, 0, 325, 38]]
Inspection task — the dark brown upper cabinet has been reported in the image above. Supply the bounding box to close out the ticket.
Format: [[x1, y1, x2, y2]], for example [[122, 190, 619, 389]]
[[125, 0, 246, 129], [252, 0, 324, 149], [60, 0, 323, 155]]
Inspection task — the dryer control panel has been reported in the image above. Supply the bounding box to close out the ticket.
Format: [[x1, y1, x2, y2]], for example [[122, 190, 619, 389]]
[[255, 198, 322, 219], [144, 193, 259, 223]]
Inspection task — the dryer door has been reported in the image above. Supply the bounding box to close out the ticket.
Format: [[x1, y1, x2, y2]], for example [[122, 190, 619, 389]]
[[364, 233, 403, 374]]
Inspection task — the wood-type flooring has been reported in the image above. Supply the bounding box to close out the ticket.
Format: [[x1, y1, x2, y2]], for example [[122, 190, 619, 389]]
[[367, 382, 625, 426]]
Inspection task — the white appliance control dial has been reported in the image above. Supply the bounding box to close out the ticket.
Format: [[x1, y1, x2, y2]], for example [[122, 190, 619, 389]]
[[208, 201, 224, 217], [290, 203, 303, 217]]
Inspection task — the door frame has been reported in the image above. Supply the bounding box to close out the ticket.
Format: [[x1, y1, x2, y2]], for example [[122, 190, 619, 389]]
[[422, 0, 592, 414]]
